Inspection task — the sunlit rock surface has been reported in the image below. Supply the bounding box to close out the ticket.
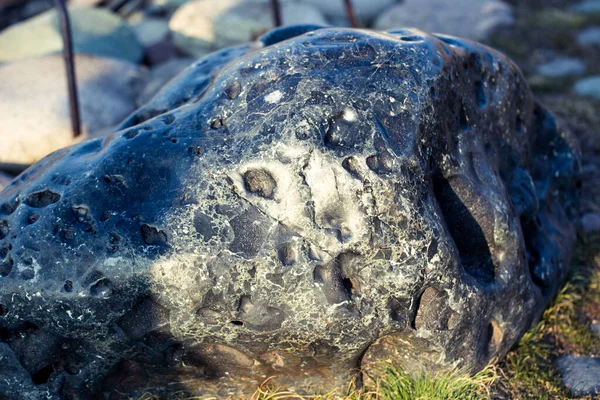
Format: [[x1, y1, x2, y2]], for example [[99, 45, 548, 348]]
[[0, 25, 580, 398]]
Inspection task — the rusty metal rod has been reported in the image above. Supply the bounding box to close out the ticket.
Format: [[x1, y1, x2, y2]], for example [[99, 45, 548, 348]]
[[54, 0, 82, 138], [343, 0, 359, 28], [271, 0, 282, 27]]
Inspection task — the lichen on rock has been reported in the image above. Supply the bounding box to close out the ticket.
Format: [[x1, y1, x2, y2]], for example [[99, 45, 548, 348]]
[[0, 25, 580, 398]]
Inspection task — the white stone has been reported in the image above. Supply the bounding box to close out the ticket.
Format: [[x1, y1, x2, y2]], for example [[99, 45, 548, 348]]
[[169, 0, 327, 57], [0, 7, 144, 63], [298, 0, 396, 21], [375, 0, 514, 41], [0, 55, 148, 165]]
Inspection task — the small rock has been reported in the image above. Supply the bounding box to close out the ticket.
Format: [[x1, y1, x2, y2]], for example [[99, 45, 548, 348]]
[[536, 57, 586, 78], [556, 356, 600, 396], [580, 213, 600, 233], [374, 0, 514, 41], [577, 26, 600, 46], [131, 17, 170, 48], [0, 54, 148, 165], [137, 57, 196, 105], [592, 322, 600, 338], [0, 7, 144, 63], [299, 0, 396, 21], [169, 0, 327, 56], [574, 75, 600, 99], [570, 0, 600, 14], [591, 322, 600, 337]]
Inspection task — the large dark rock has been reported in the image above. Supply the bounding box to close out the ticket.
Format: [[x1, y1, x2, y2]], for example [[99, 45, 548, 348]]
[[0, 25, 580, 398]]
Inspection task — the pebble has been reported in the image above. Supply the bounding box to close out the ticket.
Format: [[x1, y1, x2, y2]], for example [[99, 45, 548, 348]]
[[536, 57, 586, 78], [577, 26, 600, 46], [556, 355, 600, 396], [574, 75, 600, 100], [570, 0, 600, 14], [0, 7, 143, 63], [169, 0, 327, 56], [374, 0, 515, 41], [299, 0, 396, 21], [581, 213, 600, 234], [0, 54, 148, 165], [131, 17, 170, 48]]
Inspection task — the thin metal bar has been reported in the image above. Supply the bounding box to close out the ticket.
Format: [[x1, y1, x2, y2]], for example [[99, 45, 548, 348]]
[[343, 0, 359, 28], [270, 0, 282, 27], [53, 0, 82, 138]]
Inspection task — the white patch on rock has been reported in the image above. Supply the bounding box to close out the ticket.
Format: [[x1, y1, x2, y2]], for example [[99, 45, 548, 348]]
[[265, 90, 284, 104]]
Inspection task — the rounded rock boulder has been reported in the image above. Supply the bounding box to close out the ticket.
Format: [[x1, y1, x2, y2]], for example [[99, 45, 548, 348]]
[[0, 25, 580, 398]]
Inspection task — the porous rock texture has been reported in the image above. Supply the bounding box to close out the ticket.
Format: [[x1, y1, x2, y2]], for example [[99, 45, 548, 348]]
[[0, 25, 580, 398]]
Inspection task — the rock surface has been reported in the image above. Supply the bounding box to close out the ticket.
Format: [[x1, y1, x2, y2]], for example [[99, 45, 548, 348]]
[[0, 6, 143, 63], [169, 0, 326, 57], [0, 54, 148, 165], [0, 25, 580, 398], [374, 0, 514, 41], [556, 356, 600, 396]]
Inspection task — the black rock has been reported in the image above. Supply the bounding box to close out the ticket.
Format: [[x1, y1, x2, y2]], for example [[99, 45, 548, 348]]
[[0, 25, 580, 398]]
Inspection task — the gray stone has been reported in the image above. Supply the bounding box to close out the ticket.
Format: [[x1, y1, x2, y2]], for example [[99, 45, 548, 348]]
[[0, 26, 580, 398], [578, 27, 600, 46], [571, 0, 600, 14], [0, 7, 143, 63], [374, 0, 515, 41], [574, 75, 600, 99], [536, 57, 586, 78], [169, 0, 327, 56], [137, 57, 196, 106], [130, 17, 170, 48], [299, 0, 396, 21], [0, 54, 148, 165], [557, 356, 600, 396], [581, 213, 600, 233], [592, 322, 600, 338]]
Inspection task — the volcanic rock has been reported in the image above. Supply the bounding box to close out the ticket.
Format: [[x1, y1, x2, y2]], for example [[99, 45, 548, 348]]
[[0, 25, 580, 398]]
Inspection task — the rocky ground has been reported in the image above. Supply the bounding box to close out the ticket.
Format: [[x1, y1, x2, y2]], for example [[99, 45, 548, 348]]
[[0, 0, 599, 398]]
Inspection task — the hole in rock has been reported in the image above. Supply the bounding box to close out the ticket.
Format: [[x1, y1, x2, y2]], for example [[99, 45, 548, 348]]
[[520, 216, 548, 291], [0, 219, 8, 239], [32, 364, 55, 385], [25, 190, 61, 208], [0, 304, 7, 316], [484, 320, 503, 357], [432, 173, 495, 285], [231, 320, 244, 326]]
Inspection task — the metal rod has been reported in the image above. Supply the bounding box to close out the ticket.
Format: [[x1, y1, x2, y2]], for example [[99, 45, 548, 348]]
[[270, 0, 282, 27], [53, 0, 82, 138], [343, 0, 359, 28]]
